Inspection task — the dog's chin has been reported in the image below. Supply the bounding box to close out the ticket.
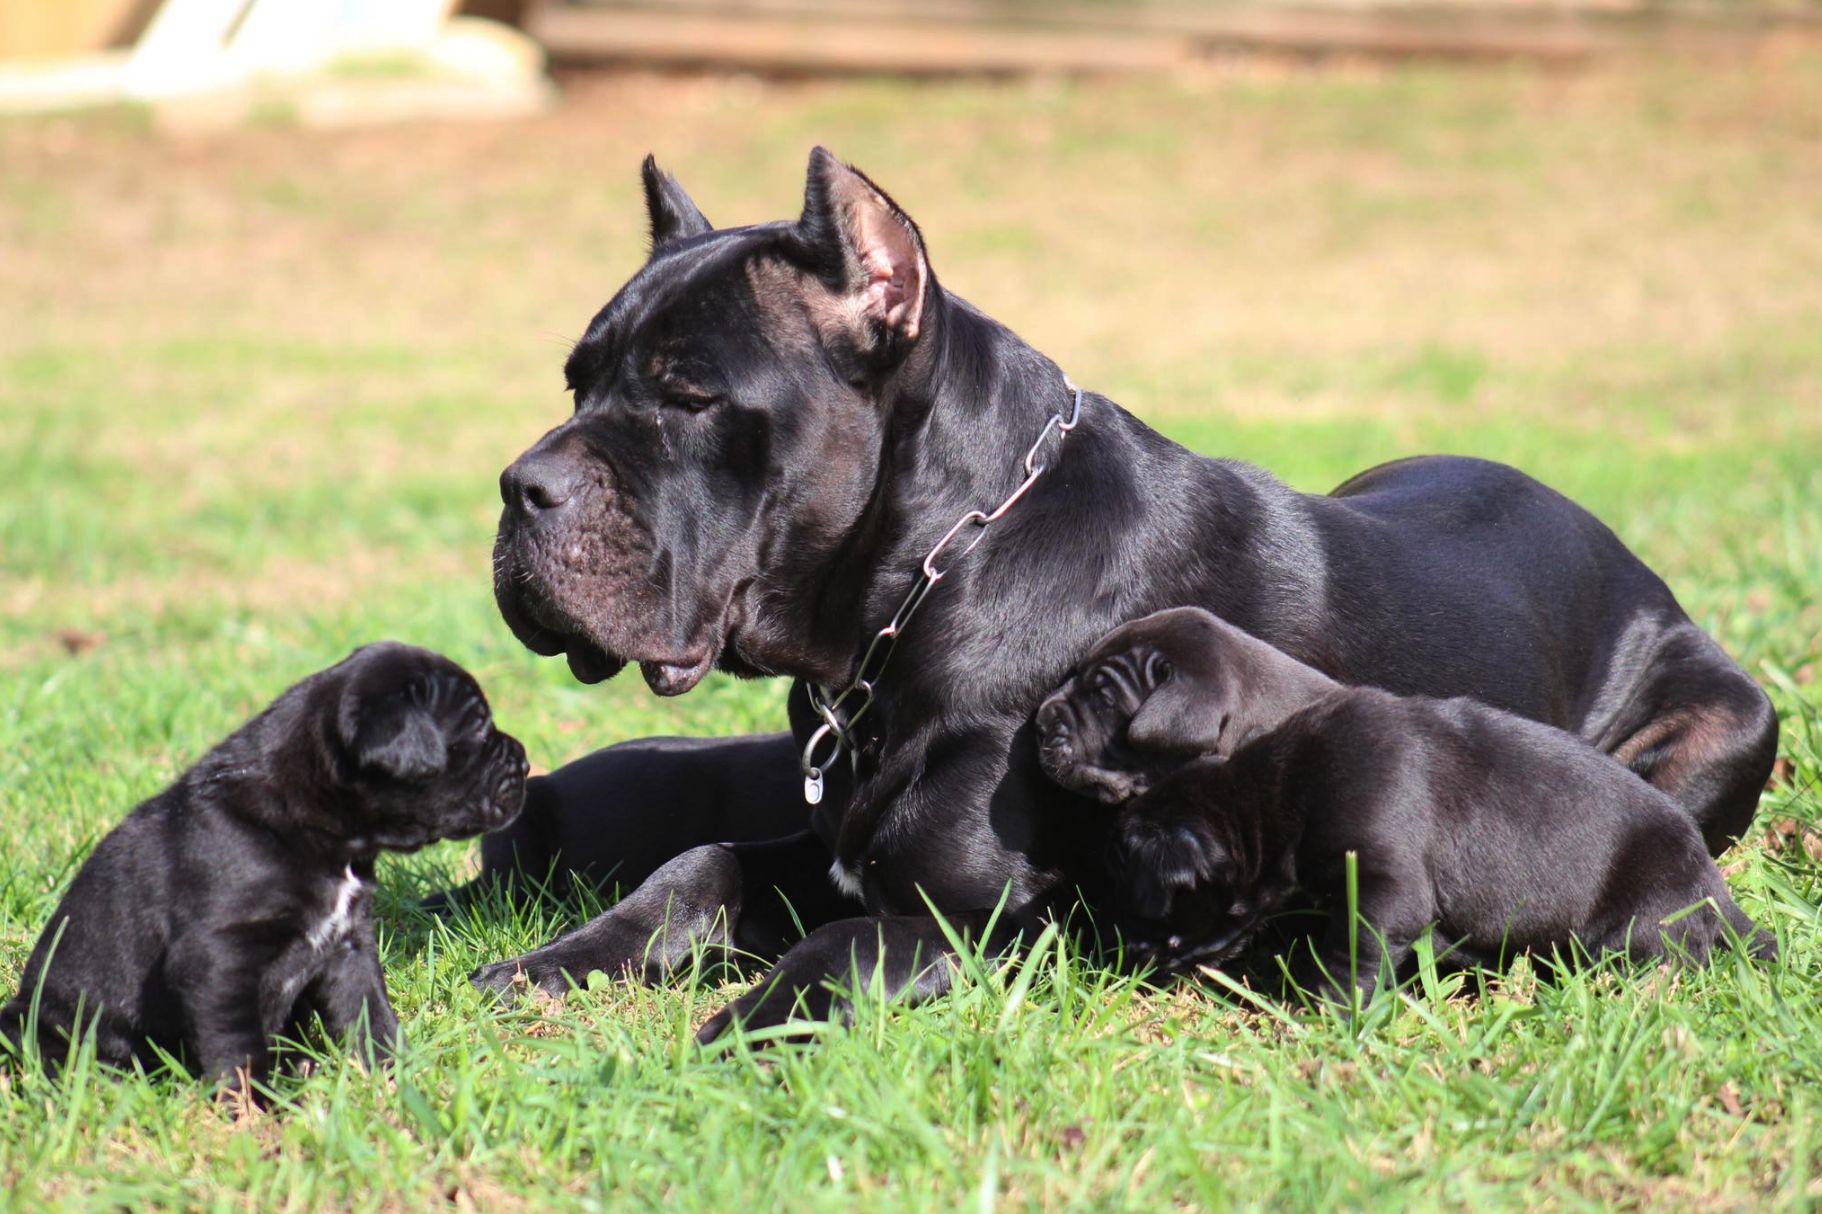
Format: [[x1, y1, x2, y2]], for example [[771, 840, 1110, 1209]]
[[495, 595, 628, 686], [640, 652, 715, 696], [493, 578, 723, 694], [400, 802, 523, 851]]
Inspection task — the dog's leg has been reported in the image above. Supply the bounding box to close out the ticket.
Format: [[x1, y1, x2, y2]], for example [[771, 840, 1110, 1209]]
[[470, 829, 855, 998], [1600, 885, 1776, 969], [428, 733, 806, 912], [694, 910, 1013, 1045], [305, 935, 401, 1068], [1597, 623, 1778, 856], [1298, 877, 1430, 1008], [166, 938, 278, 1093]]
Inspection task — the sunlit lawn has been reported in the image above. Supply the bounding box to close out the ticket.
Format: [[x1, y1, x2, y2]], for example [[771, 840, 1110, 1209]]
[[2, 55, 1820, 1211]]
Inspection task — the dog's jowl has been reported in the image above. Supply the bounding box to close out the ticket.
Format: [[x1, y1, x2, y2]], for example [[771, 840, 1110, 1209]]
[[1037, 608, 1774, 996], [1, 643, 528, 1088]]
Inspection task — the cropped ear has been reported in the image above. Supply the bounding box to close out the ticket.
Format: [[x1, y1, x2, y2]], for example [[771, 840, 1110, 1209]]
[[793, 145, 930, 361], [641, 154, 713, 250], [1126, 678, 1227, 756], [339, 693, 448, 782]]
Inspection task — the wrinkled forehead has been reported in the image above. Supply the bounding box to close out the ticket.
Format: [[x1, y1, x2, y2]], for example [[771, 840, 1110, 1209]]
[[344, 648, 483, 712], [563, 222, 794, 391], [1084, 611, 1221, 672]]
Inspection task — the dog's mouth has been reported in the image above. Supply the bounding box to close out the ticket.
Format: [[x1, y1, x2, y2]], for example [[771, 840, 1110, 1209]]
[[494, 574, 626, 683], [458, 749, 532, 835], [521, 618, 713, 696], [639, 652, 714, 697], [494, 541, 722, 695], [524, 618, 629, 688], [518, 616, 713, 697], [1036, 725, 1076, 781], [563, 636, 626, 686]]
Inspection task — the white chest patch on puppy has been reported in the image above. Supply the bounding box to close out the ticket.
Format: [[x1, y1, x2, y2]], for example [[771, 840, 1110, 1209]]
[[829, 857, 865, 901], [308, 865, 364, 951]]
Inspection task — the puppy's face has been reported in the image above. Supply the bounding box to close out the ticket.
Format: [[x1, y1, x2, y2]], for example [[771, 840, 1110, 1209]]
[[1112, 808, 1266, 976], [1036, 609, 1233, 804], [328, 644, 529, 852]]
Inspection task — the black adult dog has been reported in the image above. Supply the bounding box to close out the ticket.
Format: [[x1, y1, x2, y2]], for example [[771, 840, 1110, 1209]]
[[1, 643, 527, 1088], [463, 148, 1775, 1040], [1036, 607, 1773, 993]]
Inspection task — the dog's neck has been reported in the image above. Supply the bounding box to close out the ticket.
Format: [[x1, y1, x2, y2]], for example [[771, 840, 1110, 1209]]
[[800, 288, 1087, 676], [186, 701, 382, 871], [890, 291, 1076, 515]]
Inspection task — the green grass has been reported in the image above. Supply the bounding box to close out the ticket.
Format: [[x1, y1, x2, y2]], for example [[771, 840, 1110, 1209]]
[[3, 55, 1821, 1212]]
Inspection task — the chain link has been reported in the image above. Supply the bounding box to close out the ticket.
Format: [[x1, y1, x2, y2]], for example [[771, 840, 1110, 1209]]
[[800, 377, 1085, 804]]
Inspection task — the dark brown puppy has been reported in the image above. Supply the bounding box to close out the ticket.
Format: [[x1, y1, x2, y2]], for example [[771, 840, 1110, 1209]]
[[1, 643, 528, 1090], [1036, 608, 1772, 998]]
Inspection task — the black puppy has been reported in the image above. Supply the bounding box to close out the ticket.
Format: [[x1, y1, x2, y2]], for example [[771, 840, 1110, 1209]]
[[1036, 608, 1772, 997], [1, 643, 527, 1087]]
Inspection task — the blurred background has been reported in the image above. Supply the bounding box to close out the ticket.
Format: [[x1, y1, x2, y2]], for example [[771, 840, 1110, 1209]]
[[2, 0, 1818, 784]]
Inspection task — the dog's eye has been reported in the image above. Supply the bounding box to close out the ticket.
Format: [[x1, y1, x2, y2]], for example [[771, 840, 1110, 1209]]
[[661, 387, 722, 413]]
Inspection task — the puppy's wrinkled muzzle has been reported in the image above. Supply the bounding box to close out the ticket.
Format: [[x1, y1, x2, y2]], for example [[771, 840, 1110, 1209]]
[[1035, 694, 1080, 781], [484, 736, 531, 827]]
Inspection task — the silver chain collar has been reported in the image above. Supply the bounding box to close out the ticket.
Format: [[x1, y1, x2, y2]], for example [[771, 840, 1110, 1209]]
[[799, 377, 1086, 805]]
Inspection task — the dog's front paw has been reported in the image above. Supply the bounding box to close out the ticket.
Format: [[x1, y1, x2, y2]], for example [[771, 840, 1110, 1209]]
[[695, 964, 844, 1047], [469, 952, 576, 1001]]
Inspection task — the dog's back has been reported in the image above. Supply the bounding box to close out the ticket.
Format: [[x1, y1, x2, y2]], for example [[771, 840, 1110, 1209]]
[[1295, 689, 1771, 966]]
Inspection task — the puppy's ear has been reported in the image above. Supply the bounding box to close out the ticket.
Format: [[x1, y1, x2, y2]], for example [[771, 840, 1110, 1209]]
[[340, 695, 448, 782], [641, 154, 713, 251], [1126, 678, 1226, 756], [791, 146, 929, 364]]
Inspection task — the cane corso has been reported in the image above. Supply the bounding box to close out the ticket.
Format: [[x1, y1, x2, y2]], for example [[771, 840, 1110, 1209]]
[[1037, 607, 1773, 995], [464, 147, 1776, 1041], [1, 643, 528, 1088]]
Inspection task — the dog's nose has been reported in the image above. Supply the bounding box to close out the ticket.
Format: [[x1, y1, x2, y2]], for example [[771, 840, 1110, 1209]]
[[1036, 698, 1067, 738], [501, 452, 580, 516]]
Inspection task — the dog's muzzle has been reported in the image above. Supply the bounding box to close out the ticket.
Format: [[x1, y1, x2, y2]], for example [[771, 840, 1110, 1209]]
[[478, 735, 531, 829], [1035, 695, 1075, 763]]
